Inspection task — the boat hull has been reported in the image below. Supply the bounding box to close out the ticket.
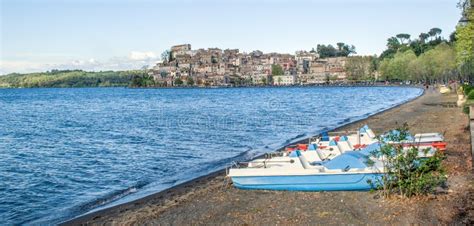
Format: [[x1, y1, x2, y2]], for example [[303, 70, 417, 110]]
[[231, 173, 383, 191]]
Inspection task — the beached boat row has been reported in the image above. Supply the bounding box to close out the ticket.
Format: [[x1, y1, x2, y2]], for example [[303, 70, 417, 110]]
[[227, 125, 446, 191]]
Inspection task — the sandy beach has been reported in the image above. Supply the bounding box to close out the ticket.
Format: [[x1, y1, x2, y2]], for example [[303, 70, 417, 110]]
[[65, 90, 473, 225]]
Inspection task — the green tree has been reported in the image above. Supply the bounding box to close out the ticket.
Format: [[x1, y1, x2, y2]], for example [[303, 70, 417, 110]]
[[368, 124, 446, 198], [345, 56, 376, 81], [455, 1, 474, 81], [370, 55, 380, 72], [130, 72, 155, 88], [449, 31, 457, 43], [317, 43, 356, 58], [379, 50, 417, 81], [409, 39, 424, 56], [186, 76, 195, 86], [271, 64, 284, 75], [174, 78, 183, 86], [428, 27, 442, 41], [387, 37, 401, 50], [407, 57, 424, 82], [340, 44, 356, 56], [317, 44, 337, 58], [404, 43, 457, 83], [380, 37, 401, 60], [419, 32, 430, 43], [336, 42, 345, 51], [211, 55, 218, 64], [421, 43, 457, 82], [396, 33, 411, 44], [379, 49, 397, 60]]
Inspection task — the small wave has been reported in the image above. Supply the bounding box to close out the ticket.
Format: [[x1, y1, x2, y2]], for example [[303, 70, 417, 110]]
[[70, 181, 149, 215], [200, 147, 254, 168], [161, 179, 179, 185], [338, 117, 352, 124], [3, 87, 424, 225], [284, 133, 307, 144]]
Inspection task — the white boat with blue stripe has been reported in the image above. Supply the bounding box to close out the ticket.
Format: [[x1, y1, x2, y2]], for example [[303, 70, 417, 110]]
[[228, 145, 384, 191], [227, 125, 446, 191]]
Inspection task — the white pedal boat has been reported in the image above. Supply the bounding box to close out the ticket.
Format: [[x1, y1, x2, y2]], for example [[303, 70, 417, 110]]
[[228, 149, 383, 191]]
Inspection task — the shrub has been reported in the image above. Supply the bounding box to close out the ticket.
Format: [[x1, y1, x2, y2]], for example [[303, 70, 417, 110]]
[[463, 84, 474, 96], [462, 99, 474, 115], [463, 105, 470, 114], [174, 78, 183, 86], [468, 90, 474, 100], [367, 123, 446, 198]]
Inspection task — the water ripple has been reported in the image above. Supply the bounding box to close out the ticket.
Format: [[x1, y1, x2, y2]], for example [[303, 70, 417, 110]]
[[0, 87, 422, 224]]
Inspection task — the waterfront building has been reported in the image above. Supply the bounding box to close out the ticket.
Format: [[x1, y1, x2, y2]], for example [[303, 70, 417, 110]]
[[171, 44, 192, 58], [252, 73, 271, 85], [298, 73, 327, 84], [295, 50, 319, 74], [273, 75, 297, 86], [151, 44, 349, 87]]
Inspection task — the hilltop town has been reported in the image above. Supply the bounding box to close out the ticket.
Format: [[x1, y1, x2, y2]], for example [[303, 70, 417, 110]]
[[149, 44, 353, 87], [1, 27, 459, 89]]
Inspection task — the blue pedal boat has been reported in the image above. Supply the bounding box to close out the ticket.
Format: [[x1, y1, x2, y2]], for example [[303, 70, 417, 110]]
[[228, 147, 384, 191]]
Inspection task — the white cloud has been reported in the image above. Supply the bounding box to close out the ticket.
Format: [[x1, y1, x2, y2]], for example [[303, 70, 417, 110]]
[[0, 51, 159, 74], [0, 61, 53, 75], [88, 58, 98, 64], [128, 51, 157, 61]]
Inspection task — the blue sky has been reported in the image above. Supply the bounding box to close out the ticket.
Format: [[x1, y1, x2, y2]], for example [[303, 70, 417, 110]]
[[0, 0, 462, 74]]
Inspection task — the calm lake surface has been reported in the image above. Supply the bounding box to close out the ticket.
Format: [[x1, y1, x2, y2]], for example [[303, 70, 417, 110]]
[[0, 87, 422, 224]]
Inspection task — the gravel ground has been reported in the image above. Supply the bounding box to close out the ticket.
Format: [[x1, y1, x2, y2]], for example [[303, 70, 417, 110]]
[[66, 90, 473, 225]]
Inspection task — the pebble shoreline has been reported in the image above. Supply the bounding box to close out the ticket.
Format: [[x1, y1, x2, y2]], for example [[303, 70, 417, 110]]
[[64, 90, 473, 225]]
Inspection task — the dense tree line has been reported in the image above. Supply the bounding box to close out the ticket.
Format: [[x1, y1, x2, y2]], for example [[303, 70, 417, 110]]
[[0, 70, 144, 88], [370, 26, 468, 83], [379, 43, 457, 83], [129, 72, 156, 87], [456, 0, 474, 82], [271, 64, 284, 76], [345, 27, 470, 83], [344, 56, 378, 81], [379, 28, 445, 60], [312, 42, 356, 58], [373, 0, 473, 83]]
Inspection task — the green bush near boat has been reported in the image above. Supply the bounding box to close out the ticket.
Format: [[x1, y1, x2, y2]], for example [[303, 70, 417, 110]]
[[462, 84, 474, 96], [461, 84, 474, 114], [367, 123, 446, 197], [462, 99, 474, 114], [463, 104, 470, 114], [467, 90, 474, 100]]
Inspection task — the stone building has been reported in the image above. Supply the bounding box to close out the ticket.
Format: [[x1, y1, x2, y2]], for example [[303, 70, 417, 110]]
[[273, 75, 297, 86], [171, 44, 192, 58], [151, 44, 349, 87]]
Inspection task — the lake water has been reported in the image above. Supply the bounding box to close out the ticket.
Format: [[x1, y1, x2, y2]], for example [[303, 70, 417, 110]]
[[0, 87, 422, 224]]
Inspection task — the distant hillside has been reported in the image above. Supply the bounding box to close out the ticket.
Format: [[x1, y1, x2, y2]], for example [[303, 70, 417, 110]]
[[0, 70, 147, 88]]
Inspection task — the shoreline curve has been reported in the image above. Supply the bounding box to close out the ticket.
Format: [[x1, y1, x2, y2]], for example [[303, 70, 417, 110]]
[[61, 86, 425, 225]]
